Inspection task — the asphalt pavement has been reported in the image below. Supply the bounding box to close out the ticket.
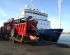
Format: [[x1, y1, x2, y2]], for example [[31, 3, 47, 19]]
[[0, 37, 70, 55]]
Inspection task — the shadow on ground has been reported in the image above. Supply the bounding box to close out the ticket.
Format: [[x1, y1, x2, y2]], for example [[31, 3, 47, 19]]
[[28, 40, 70, 48], [0, 35, 70, 49]]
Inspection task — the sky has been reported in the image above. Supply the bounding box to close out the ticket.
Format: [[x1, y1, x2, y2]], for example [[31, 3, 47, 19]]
[[0, 0, 70, 32]]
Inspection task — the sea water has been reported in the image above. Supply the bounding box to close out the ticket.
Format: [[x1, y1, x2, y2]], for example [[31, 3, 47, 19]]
[[57, 34, 70, 44]]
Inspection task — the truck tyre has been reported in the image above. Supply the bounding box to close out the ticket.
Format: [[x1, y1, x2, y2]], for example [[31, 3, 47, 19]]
[[1, 27, 6, 38], [2, 27, 6, 34], [11, 29, 17, 37], [10, 29, 17, 43], [5, 34, 9, 40]]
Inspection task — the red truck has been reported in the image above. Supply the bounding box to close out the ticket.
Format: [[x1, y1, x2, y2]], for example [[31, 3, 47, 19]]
[[0, 16, 39, 43]]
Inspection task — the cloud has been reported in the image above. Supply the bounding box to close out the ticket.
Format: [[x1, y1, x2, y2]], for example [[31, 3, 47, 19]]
[[0, 8, 8, 16]]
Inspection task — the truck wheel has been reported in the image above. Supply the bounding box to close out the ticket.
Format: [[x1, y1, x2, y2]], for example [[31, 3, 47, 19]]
[[5, 34, 9, 40], [2, 27, 6, 34], [11, 29, 17, 37], [1, 27, 6, 38], [10, 29, 17, 43]]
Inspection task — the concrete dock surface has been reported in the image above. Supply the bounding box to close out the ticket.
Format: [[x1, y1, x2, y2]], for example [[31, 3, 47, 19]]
[[0, 38, 70, 55]]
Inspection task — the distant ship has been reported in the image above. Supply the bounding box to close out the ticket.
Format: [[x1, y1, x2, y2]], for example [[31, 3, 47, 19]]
[[14, 2, 63, 42]]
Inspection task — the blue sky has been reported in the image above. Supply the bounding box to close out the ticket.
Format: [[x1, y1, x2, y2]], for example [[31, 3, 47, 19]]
[[0, 0, 70, 32]]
